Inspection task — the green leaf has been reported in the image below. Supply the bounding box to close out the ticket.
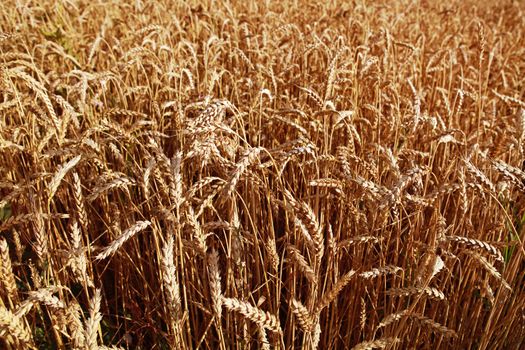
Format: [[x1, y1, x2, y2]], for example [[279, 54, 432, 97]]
[[0, 203, 12, 221]]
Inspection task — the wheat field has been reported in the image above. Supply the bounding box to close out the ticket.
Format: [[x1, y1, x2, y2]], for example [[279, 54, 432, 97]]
[[0, 0, 524, 349]]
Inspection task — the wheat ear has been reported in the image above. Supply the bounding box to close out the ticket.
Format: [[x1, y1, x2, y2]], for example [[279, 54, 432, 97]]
[[0, 305, 34, 347], [96, 220, 151, 260], [222, 297, 281, 333], [84, 289, 102, 350]]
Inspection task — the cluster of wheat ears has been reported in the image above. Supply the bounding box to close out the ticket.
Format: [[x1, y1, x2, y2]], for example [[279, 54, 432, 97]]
[[0, 0, 524, 349]]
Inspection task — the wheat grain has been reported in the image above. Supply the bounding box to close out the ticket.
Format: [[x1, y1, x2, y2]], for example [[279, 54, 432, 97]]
[[87, 176, 136, 203], [207, 249, 222, 320], [447, 235, 504, 263], [351, 337, 399, 350], [224, 146, 264, 197], [222, 297, 281, 333], [0, 305, 34, 347], [95, 220, 151, 260], [409, 313, 457, 338], [377, 310, 409, 329], [48, 155, 82, 201], [162, 234, 182, 320], [315, 270, 356, 314], [0, 239, 18, 304], [290, 298, 315, 332], [465, 250, 511, 291], [287, 245, 317, 285], [359, 265, 402, 279], [85, 289, 102, 350], [72, 172, 89, 232], [28, 287, 66, 309], [386, 286, 446, 301], [283, 190, 324, 261]]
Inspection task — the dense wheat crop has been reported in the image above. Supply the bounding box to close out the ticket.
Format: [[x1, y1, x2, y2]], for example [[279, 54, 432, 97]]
[[0, 0, 524, 348]]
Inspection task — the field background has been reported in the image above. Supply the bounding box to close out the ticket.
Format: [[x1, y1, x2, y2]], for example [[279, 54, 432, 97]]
[[0, 0, 524, 349]]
